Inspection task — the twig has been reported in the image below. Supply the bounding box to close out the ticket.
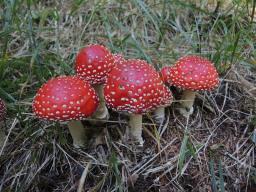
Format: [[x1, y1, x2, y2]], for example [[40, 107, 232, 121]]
[[77, 161, 92, 192]]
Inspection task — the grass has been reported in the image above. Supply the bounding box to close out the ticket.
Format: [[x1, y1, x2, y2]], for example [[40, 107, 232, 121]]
[[0, 0, 256, 191]]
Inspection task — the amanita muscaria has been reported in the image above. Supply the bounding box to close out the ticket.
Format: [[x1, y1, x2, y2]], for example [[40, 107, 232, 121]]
[[33, 76, 99, 148], [161, 55, 219, 117], [75, 44, 115, 121], [104, 59, 173, 145]]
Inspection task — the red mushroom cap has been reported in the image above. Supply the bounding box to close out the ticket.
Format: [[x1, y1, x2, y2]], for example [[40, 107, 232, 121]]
[[0, 98, 6, 121], [75, 44, 115, 85], [160, 66, 171, 84], [32, 76, 99, 121], [113, 54, 126, 65], [167, 55, 219, 90], [104, 59, 173, 114]]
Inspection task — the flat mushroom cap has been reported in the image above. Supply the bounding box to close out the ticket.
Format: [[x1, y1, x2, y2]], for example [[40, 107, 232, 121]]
[[33, 76, 99, 121], [104, 59, 173, 114], [0, 98, 6, 121], [75, 44, 115, 85], [168, 55, 219, 90]]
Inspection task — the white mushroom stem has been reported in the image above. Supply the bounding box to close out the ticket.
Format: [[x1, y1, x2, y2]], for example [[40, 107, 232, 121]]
[[153, 107, 165, 124], [67, 120, 90, 148], [92, 84, 109, 121], [178, 90, 196, 117], [128, 114, 144, 146]]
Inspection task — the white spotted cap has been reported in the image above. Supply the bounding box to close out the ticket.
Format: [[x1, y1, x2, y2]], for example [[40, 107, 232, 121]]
[[113, 53, 126, 64], [75, 44, 115, 84], [104, 59, 173, 114], [32, 76, 99, 121], [161, 55, 219, 90]]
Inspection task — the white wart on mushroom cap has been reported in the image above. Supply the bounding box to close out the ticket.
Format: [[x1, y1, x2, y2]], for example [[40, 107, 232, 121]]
[[104, 59, 173, 114], [166, 55, 219, 90], [75, 44, 115, 84], [113, 53, 126, 64], [0, 99, 6, 121], [32, 76, 99, 121]]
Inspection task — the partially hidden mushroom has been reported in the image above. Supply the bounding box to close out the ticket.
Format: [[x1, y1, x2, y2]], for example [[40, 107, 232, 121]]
[[153, 66, 174, 123], [160, 55, 219, 117], [0, 98, 7, 148], [32, 76, 99, 148], [75, 44, 115, 121], [104, 59, 173, 146], [0, 98, 6, 123]]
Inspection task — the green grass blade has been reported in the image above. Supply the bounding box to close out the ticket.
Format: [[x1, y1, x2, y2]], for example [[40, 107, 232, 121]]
[[209, 158, 217, 192], [0, 87, 16, 102], [133, 0, 160, 32], [230, 32, 241, 64], [178, 132, 189, 173], [70, 0, 88, 15], [250, 0, 256, 24], [218, 159, 225, 192]]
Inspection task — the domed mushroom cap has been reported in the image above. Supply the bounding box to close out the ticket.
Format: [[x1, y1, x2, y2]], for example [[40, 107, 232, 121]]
[[0, 98, 6, 121], [104, 59, 173, 114], [33, 76, 99, 121], [168, 55, 219, 90], [75, 44, 115, 84]]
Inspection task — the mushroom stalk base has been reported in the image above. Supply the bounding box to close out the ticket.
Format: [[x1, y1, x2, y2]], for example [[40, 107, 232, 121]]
[[178, 90, 196, 117], [128, 114, 144, 146], [67, 120, 89, 148], [92, 84, 109, 121], [153, 107, 165, 124]]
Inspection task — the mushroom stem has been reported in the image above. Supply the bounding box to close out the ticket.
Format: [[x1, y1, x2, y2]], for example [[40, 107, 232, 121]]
[[153, 107, 165, 124], [92, 84, 109, 121], [67, 120, 89, 148], [128, 114, 144, 146], [178, 90, 196, 117]]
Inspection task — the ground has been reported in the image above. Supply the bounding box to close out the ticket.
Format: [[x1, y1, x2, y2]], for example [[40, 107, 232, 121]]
[[0, 0, 255, 191]]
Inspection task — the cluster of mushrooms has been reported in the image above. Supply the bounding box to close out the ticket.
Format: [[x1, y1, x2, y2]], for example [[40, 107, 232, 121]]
[[33, 44, 219, 148]]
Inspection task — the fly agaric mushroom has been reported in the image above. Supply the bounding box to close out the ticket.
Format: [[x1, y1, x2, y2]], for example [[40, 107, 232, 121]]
[[111, 54, 170, 125], [75, 44, 115, 121], [104, 59, 173, 145], [160, 55, 219, 117], [0, 98, 7, 148], [32, 76, 99, 148]]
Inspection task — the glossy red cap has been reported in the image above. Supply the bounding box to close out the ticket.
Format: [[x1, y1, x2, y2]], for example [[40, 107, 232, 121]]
[[104, 59, 173, 114], [75, 44, 115, 84], [162, 55, 219, 90], [33, 76, 99, 121]]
